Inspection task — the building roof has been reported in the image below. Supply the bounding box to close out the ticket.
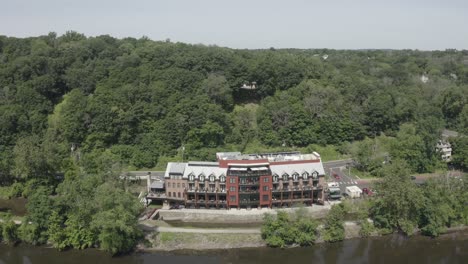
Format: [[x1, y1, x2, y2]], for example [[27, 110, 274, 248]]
[[188, 161, 219, 166], [163, 151, 325, 180], [442, 129, 459, 138], [183, 165, 227, 179], [150, 181, 164, 189], [216, 152, 242, 160], [164, 162, 187, 177], [270, 161, 325, 177]]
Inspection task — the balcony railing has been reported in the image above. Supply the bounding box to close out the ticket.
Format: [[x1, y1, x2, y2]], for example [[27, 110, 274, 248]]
[[238, 181, 260, 186], [186, 188, 227, 193], [239, 200, 260, 205]]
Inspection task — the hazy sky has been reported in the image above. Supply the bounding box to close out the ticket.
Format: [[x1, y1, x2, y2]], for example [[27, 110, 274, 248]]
[[1, 0, 467, 50]]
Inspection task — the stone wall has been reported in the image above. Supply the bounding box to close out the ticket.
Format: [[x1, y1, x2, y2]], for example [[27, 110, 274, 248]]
[[158, 206, 331, 223]]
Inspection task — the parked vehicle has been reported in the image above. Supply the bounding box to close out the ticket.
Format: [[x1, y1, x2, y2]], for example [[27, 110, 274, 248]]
[[362, 187, 373, 196], [332, 172, 341, 180], [345, 186, 362, 198], [328, 187, 342, 200]]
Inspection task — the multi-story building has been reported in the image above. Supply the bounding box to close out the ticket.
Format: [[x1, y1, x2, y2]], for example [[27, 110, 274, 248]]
[[156, 151, 326, 209]]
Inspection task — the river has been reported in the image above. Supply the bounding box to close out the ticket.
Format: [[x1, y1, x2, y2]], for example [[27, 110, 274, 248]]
[[1, 230, 467, 264]]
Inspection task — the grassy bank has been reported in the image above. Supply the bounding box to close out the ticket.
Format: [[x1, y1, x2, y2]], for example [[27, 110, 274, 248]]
[[145, 232, 266, 251]]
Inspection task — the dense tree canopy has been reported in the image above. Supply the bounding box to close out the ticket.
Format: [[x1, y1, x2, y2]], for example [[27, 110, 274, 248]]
[[1, 33, 467, 178]]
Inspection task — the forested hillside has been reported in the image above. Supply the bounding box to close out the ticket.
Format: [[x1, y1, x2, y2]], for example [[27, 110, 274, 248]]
[[1, 31, 468, 181], [1, 31, 468, 253]]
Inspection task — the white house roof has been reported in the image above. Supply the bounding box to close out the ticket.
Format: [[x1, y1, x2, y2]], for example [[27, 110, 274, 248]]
[[270, 161, 325, 177], [183, 164, 227, 179]]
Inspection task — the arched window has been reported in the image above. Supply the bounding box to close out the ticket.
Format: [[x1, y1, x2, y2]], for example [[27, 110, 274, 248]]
[[209, 175, 215, 182], [282, 173, 289, 181], [199, 174, 205, 182], [220, 175, 226, 183], [302, 172, 309, 178]]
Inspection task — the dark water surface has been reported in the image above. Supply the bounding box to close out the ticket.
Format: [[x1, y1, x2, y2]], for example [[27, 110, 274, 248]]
[[1, 231, 467, 264]]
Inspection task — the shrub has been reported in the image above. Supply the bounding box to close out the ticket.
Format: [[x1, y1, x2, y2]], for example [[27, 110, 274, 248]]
[[9, 182, 25, 198], [2, 221, 19, 244], [359, 220, 374, 237], [18, 223, 48, 245], [261, 210, 318, 248]]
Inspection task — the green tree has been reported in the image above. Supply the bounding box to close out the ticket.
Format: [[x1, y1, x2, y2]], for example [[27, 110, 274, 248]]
[[202, 74, 233, 109], [323, 204, 345, 242], [370, 161, 424, 235]]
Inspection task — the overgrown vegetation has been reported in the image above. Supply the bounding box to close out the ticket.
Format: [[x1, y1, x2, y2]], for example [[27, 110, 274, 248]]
[[370, 162, 468, 237], [261, 208, 319, 248]]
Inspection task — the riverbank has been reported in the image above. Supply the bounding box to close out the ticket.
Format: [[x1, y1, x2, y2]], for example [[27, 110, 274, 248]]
[[138, 218, 467, 252], [138, 220, 374, 252]]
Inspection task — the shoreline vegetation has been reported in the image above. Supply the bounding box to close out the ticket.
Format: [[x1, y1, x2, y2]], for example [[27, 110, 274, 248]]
[[137, 217, 468, 252]]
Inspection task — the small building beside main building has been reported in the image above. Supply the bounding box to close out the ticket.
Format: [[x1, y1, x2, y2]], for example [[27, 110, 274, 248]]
[[147, 151, 326, 209]]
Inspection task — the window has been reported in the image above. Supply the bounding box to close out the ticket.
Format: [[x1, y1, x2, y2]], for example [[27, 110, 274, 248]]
[[189, 174, 195, 182], [168, 192, 171, 197], [230, 186, 236, 192], [230, 196, 236, 202], [172, 183, 176, 188], [173, 192, 176, 197], [273, 174, 279, 182], [282, 174, 288, 181], [312, 171, 319, 179], [229, 178, 236, 183], [293, 173, 298, 181], [263, 177, 269, 182], [220, 176, 226, 183], [263, 186, 269, 191], [263, 195, 269, 201], [209, 175, 215, 182], [178, 192, 181, 198], [182, 183, 185, 188], [199, 175, 205, 182], [177, 183, 180, 188], [302, 172, 309, 178]]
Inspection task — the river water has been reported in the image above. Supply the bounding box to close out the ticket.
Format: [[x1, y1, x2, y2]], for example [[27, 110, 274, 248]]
[[1, 230, 467, 264]]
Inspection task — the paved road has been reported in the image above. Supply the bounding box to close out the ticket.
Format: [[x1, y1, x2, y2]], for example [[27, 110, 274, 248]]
[[323, 159, 353, 171], [329, 168, 360, 194], [122, 171, 165, 180]]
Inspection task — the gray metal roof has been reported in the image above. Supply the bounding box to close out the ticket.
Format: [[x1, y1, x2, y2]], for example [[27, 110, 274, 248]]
[[188, 161, 219, 166], [168, 162, 187, 175], [150, 181, 164, 189]]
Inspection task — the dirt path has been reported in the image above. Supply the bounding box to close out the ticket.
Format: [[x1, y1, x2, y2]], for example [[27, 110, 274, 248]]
[[139, 222, 261, 234]]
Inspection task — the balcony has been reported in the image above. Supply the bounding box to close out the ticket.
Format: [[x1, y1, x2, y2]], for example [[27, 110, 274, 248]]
[[239, 200, 260, 206], [238, 181, 260, 186], [239, 189, 260, 194]]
